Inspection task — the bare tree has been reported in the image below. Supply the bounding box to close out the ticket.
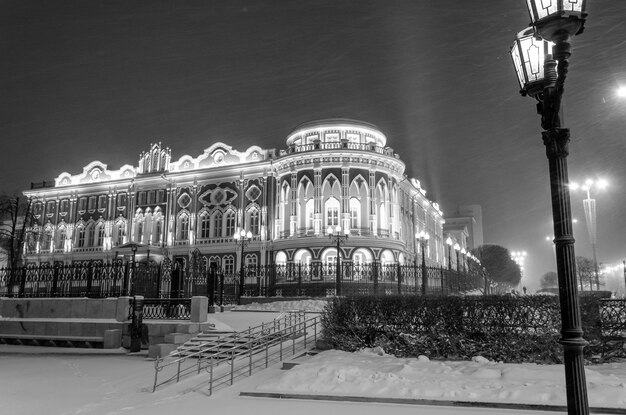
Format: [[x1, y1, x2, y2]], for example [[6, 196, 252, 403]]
[[575, 256, 597, 291], [0, 196, 35, 270]]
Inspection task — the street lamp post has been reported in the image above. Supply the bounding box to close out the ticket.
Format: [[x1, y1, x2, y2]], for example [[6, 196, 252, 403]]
[[327, 225, 349, 296], [453, 243, 460, 273], [570, 179, 607, 290], [234, 229, 252, 305], [416, 231, 430, 295], [510, 2, 589, 414]]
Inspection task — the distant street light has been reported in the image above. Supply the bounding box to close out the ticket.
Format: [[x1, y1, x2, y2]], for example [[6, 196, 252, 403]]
[[617, 86, 626, 98], [234, 228, 253, 304], [328, 225, 349, 296], [570, 179, 607, 290], [416, 231, 430, 295], [453, 243, 461, 273], [509, 1, 589, 413]]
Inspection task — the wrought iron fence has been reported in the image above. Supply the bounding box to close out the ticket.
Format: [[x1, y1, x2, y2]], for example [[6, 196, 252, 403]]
[[0, 260, 483, 300]]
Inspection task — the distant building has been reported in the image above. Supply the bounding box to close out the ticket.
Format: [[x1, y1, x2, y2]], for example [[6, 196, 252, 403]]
[[22, 119, 447, 273], [444, 204, 483, 251]]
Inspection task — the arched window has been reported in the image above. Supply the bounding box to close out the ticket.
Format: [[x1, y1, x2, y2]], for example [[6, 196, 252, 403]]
[[42, 226, 53, 251], [56, 227, 66, 250], [223, 255, 235, 274], [325, 197, 340, 228], [350, 198, 360, 229], [199, 212, 210, 239], [154, 218, 163, 245], [114, 220, 126, 246], [248, 209, 260, 235], [95, 223, 105, 246], [137, 221, 144, 243], [76, 226, 86, 248], [225, 210, 236, 237], [213, 211, 223, 237], [306, 199, 314, 230], [178, 213, 190, 241]]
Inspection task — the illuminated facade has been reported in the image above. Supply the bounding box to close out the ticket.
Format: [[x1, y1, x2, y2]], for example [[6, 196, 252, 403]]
[[23, 119, 445, 273]]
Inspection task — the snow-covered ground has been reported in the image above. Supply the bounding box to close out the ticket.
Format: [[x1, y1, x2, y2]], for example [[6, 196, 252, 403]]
[[3, 302, 626, 414], [233, 298, 328, 312]]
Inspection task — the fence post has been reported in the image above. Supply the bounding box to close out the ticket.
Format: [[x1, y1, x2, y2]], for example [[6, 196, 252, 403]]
[[396, 263, 402, 295], [19, 267, 27, 298], [130, 295, 145, 353], [373, 262, 379, 295], [208, 263, 216, 307], [219, 272, 224, 307], [86, 261, 94, 298], [51, 265, 60, 297], [123, 262, 130, 297], [156, 263, 163, 299], [440, 266, 445, 296]]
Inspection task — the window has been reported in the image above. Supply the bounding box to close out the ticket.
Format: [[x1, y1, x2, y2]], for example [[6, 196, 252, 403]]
[[137, 192, 146, 205], [154, 219, 162, 244], [225, 210, 236, 237], [199, 213, 210, 238], [137, 221, 144, 242], [98, 195, 107, 210], [86, 224, 95, 246], [249, 209, 259, 235], [47, 201, 56, 214], [157, 190, 165, 203], [115, 222, 126, 246], [56, 228, 66, 249], [42, 228, 53, 250], [147, 190, 156, 205], [327, 206, 339, 227], [78, 198, 87, 211], [350, 198, 360, 229], [88, 196, 96, 211], [306, 199, 314, 229], [77, 227, 86, 247], [223, 256, 235, 274], [179, 214, 189, 240], [96, 225, 105, 246], [245, 254, 258, 268], [213, 212, 223, 237], [117, 193, 127, 207]]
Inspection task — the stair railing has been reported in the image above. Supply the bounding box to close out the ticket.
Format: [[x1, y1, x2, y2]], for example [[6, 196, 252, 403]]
[[152, 310, 318, 393]]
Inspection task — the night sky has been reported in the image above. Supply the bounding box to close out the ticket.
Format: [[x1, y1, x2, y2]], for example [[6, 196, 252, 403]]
[[1, 0, 625, 290]]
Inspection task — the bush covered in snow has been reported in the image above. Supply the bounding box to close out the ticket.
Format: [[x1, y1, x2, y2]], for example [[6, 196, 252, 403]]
[[320, 295, 626, 364]]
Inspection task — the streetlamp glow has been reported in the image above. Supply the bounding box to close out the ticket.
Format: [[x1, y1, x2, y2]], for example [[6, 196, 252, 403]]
[[510, 28, 554, 97], [416, 231, 430, 295], [234, 228, 253, 304], [617, 86, 626, 98], [525, 0, 587, 41]]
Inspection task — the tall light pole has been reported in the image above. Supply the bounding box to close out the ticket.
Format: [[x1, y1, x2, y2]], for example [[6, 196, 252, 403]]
[[328, 225, 349, 296], [416, 231, 430, 295], [510, 2, 589, 413], [570, 179, 607, 290], [445, 237, 453, 271], [234, 228, 252, 304]]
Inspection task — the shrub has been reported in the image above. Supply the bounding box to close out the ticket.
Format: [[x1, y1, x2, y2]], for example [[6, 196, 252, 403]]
[[320, 295, 624, 363]]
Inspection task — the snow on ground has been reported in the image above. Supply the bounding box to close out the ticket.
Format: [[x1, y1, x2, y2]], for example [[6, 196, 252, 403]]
[[3, 306, 626, 414], [257, 348, 626, 408], [233, 298, 328, 312]]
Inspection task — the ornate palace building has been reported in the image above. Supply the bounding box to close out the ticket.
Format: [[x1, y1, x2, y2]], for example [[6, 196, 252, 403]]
[[23, 119, 449, 274]]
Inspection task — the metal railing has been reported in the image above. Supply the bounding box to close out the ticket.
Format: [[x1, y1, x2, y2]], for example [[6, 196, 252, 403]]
[[152, 311, 319, 394]]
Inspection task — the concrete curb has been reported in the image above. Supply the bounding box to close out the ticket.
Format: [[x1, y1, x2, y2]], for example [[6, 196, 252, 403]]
[[239, 392, 626, 414]]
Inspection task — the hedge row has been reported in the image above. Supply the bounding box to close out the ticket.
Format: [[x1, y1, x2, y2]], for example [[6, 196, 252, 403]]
[[320, 295, 625, 364]]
